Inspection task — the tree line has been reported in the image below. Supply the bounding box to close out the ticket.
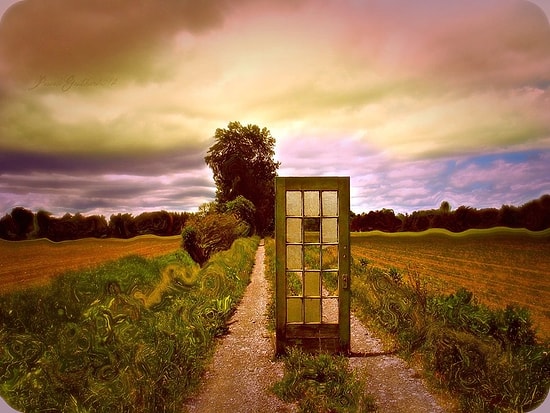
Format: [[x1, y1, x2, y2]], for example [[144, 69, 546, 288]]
[[2, 194, 548, 242], [350, 194, 550, 232], [0, 208, 190, 241]]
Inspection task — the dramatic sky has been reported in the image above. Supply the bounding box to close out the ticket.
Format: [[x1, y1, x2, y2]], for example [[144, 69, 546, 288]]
[[1, 0, 549, 216]]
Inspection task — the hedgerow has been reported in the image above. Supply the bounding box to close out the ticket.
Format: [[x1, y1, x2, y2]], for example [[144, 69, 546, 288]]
[[0, 236, 259, 412]]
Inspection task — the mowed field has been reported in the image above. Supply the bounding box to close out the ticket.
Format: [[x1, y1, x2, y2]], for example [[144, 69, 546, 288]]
[[0, 235, 182, 294], [351, 227, 550, 339]]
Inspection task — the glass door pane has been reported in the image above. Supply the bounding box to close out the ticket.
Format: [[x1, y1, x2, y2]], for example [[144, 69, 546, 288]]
[[304, 245, 320, 269], [305, 298, 321, 323], [286, 218, 302, 243], [322, 191, 338, 216], [287, 298, 302, 323], [286, 245, 302, 269], [304, 191, 320, 216], [322, 218, 338, 243], [286, 191, 302, 216], [304, 271, 321, 297], [322, 298, 338, 323], [286, 272, 303, 296]]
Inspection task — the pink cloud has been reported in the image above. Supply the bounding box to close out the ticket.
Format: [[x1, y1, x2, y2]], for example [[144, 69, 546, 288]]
[[450, 158, 549, 192]]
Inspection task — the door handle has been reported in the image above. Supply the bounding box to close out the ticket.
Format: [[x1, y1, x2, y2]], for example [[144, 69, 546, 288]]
[[342, 273, 349, 289]]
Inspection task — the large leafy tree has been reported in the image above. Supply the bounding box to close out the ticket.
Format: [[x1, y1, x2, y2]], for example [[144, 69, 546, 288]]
[[204, 121, 280, 235]]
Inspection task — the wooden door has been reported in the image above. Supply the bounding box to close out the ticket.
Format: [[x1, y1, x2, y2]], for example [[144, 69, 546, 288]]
[[275, 177, 350, 354]]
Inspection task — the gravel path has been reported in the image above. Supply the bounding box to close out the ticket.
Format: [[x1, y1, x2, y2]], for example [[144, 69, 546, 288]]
[[348, 315, 452, 412], [183, 243, 454, 412]]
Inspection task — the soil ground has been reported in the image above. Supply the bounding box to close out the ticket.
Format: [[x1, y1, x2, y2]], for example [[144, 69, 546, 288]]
[[183, 242, 455, 413], [0, 235, 181, 293]]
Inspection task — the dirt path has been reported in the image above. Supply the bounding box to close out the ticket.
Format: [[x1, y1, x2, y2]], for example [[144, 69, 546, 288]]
[[184, 243, 454, 413]]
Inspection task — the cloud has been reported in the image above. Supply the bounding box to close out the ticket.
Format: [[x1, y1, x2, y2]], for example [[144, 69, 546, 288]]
[[0, 0, 233, 85], [0, 88, 216, 155], [351, 0, 550, 88], [2, 0, 549, 158], [0, 168, 215, 216], [0, 147, 206, 175], [449, 152, 550, 204], [0, 0, 549, 215], [342, 149, 550, 214], [206, 0, 550, 159], [0, 148, 215, 215]]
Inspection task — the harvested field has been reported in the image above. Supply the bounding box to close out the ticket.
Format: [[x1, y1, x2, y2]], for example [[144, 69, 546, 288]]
[[0, 235, 181, 294], [351, 227, 550, 339]]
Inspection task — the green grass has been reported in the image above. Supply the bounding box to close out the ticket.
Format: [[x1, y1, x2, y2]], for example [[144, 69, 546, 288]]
[[264, 238, 276, 332], [0, 236, 259, 412], [272, 347, 376, 413]]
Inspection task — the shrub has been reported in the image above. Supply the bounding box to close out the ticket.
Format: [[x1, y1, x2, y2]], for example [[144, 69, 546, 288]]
[[358, 257, 370, 267], [428, 290, 537, 351], [387, 267, 402, 284], [489, 305, 536, 350], [220, 195, 256, 234], [181, 211, 249, 266], [427, 288, 493, 336]]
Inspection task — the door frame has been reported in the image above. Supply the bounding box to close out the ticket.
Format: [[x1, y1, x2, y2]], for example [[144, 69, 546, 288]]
[[275, 176, 350, 355]]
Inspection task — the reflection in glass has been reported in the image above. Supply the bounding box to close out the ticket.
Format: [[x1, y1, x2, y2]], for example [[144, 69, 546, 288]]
[[305, 298, 321, 323], [322, 191, 338, 216], [322, 298, 339, 323], [286, 272, 303, 296], [286, 245, 302, 269], [286, 218, 302, 243], [322, 271, 339, 296], [287, 298, 302, 323], [286, 191, 302, 216], [322, 218, 338, 243], [322, 246, 338, 270], [304, 245, 320, 269], [304, 271, 320, 297], [304, 191, 320, 217]]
